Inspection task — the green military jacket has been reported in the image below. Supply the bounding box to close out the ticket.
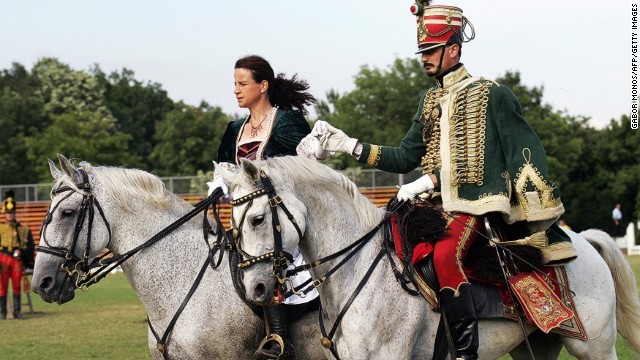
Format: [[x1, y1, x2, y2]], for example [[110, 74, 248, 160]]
[[357, 65, 564, 229], [217, 108, 311, 165]]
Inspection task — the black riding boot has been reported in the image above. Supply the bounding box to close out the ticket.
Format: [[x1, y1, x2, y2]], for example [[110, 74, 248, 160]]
[[13, 294, 23, 319], [254, 304, 295, 360], [440, 284, 478, 360], [0, 296, 6, 320]]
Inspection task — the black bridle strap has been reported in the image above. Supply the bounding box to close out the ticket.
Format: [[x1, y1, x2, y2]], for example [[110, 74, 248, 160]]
[[38, 177, 113, 277], [231, 171, 299, 271], [319, 248, 387, 360], [147, 254, 211, 357], [93, 197, 113, 249], [283, 205, 403, 298], [284, 219, 384, 298], [381, 220, 420, 296], [207, 198, 230, 269], [37, 191, 76, 258], [68, 195, 89, 261], [78, 190, 221, 288], [259, 170, 302, 269]]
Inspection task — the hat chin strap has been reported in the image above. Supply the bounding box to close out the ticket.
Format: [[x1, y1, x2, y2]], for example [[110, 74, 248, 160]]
[[430, 45, 447, 77]]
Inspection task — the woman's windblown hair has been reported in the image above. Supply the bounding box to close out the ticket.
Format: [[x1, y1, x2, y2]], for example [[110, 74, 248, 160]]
[[235, 55, 316, 115]]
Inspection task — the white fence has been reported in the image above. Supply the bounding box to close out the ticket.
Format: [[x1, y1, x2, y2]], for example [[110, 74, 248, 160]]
[[614, 222, 640, 255]]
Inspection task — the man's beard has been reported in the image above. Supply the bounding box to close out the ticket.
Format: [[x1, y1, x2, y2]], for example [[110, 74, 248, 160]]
[[424, 65, 439, 77]]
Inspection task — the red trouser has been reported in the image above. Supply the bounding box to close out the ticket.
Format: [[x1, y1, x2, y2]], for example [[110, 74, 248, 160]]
[[432, 213, 482, 292], [0, 253, 23, 296]]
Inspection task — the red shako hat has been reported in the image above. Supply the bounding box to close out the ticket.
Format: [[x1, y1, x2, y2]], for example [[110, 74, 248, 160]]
[[410, 2, 474, 53]]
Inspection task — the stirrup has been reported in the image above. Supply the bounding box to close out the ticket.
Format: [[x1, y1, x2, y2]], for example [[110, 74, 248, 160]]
[[254, 334, 285, 360]]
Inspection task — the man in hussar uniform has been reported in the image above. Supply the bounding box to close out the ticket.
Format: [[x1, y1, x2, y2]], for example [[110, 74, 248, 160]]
[[0, 190, 34, 319], [313, 2, 577, 358]]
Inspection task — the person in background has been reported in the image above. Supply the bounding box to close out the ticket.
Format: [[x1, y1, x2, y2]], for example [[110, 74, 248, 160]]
[[612, 203, 623, 237], [0, 190, 34, 320], [209, 55, 319, 360]]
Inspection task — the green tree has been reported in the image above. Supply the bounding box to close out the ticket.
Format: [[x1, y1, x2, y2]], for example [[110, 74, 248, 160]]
[[94, 67, 174, 170], [316, 58, 436, 169], [26, 112, 137, 180], [593, 116, 639, 229], [150, 101, 230, 176], [0, 63, 46, 184], [25, 58, 139, 180]]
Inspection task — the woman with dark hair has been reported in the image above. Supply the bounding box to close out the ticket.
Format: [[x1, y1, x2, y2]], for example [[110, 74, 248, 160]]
[[210, 55, 318, 360], [217, 55, 316, 164]]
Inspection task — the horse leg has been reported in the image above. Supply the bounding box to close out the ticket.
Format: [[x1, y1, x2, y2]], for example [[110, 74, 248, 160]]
[[509, 331, 562, 360], [561, 329, 618, 360], [548, 232, 617, 359]]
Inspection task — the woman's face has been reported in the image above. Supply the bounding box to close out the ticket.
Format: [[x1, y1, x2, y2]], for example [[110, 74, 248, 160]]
[[234, 68, 267, 109]]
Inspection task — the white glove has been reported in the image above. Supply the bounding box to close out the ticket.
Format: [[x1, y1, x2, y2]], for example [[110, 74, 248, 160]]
[[310, 120, 328, 137], [397, 175, 435, 202], [207, 176, 228, 196], [296, 134, 329, 160], [314, 121, 358, 155]]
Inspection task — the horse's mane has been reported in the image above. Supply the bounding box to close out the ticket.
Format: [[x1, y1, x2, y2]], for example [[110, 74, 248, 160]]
[[52, 162, 176, 211], [262, 156, 383, 229]]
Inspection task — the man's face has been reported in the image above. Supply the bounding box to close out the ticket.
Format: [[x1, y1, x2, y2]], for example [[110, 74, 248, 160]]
[[4, 212, 15, 222], [420, 44, 460, 77]]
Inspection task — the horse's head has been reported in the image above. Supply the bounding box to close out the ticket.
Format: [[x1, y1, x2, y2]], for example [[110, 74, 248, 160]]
[[221, 158, 307, 306], [32, 154, 113, 304]]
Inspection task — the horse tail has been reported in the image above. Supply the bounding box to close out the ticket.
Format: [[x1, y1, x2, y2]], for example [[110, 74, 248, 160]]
[[581, 229, 640, 353]]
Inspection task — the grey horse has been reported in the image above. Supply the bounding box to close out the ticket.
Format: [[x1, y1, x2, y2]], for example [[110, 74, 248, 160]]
[[31, 154, 326, 360], [223, 155, 640, 359]]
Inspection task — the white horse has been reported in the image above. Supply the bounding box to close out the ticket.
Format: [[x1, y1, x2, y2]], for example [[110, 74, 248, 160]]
[[31, 155, 326, 360], [221, 155, 640, 360]]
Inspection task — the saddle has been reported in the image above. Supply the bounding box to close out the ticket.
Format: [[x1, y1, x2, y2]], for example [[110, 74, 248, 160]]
[[389, 205, 588, 340]]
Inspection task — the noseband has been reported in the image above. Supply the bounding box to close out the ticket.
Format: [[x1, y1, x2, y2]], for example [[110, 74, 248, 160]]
[[37, 168, 112, 287], [230, 169, 301, 275]]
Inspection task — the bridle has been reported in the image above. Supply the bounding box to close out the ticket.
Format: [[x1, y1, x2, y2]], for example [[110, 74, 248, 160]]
[[37, 168, 113, 287], [230, 167, 415, 360], [36, 167, 229, 358], [230, 169, 300, 279], [37, 168, 227, 289]]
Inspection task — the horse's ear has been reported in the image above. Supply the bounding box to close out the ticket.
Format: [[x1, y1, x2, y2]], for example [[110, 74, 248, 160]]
[[239, 158, 261, 184], [57, 154, 76, 178], [48, 158, 63, 180]]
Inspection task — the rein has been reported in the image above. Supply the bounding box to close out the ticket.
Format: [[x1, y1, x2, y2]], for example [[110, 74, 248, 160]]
[[230, 169, 413, 359], [37, 168, 113, 284], [77, 191, 225, 289], [285, 202, 413, 360], [230, 169, 299, 277], [37, 170, 229, 359]]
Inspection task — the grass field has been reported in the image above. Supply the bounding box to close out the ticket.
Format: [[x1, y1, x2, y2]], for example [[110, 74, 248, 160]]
[[1, 256, 639, 359]]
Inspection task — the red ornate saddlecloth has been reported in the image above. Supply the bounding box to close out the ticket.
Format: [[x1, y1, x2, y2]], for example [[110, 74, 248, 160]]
[[390, 214, 588, 340]]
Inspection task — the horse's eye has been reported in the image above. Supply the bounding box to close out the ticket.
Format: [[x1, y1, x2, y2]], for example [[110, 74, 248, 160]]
[[61, 209, 76, 218], [250, 215, 265, 227]]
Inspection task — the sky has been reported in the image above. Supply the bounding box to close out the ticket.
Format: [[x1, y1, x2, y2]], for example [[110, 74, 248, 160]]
[[0, 0, 629, 128]]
